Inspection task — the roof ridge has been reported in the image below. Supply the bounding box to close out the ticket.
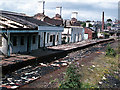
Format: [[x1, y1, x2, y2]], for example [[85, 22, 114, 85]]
[[0, 10, 26, 16]]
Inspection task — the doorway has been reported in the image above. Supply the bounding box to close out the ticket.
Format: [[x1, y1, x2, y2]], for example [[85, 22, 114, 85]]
[[38, 35, 40, 48], [27, 36, 31, 52], [53, 35, 55, 46]]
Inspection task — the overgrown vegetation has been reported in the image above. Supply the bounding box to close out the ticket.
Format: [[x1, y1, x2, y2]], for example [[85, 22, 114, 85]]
[[105, 44, 116, 57], [57, 44, 119, 88], [59, 64, 81, 88]]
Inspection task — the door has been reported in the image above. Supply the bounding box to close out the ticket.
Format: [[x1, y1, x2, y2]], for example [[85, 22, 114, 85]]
[[38, 35, 40, 48], [53, 35, 55, 46], [27, 36, 31, 52], [43, 32, 46, 47]]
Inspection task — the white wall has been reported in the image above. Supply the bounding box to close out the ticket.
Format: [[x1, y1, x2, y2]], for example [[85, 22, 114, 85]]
[[11, 35, 27, 53], [39, 31, 62, 47], [63, 27, 84, 43], [31, 35, 38, 50], [0, 33, 38, 54]]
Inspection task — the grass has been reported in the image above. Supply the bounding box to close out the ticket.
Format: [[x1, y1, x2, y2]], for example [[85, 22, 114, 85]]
[[79, 47, 119, 88], [58, 44, 119, 88], [45, 43, 119, 88]]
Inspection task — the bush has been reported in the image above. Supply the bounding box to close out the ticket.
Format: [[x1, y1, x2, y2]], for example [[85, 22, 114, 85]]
[[59, 64, 81, 88], [106, 44, 116, 57]]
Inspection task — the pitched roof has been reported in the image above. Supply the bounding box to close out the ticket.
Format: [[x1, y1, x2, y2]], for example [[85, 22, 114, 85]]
[[33, 13, 63, 26], [0, 10, 51, 29]]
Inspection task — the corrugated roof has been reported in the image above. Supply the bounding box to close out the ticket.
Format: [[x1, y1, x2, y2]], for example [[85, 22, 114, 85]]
[[0, 10, 51, 29]]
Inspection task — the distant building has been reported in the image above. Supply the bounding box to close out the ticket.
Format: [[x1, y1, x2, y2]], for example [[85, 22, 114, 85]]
[[62, 26, 84, 43], [84, 28, 94, 40], [34, 13, 63, 26], [38, 26, 63, 47]]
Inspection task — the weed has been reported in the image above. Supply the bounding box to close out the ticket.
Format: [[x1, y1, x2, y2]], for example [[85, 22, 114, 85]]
[[59, 64, 81, 88], [105, 44, 116, 57], [81, 83, 98, 88]]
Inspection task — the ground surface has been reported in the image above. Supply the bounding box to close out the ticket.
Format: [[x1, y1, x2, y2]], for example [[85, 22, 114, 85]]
[[19, 41, 119, 89]]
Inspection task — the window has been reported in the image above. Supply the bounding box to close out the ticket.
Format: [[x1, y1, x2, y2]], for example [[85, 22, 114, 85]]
[[47, 33, 49, 43], [13, 36, 17, 46], [0, 35, 2, 47], [33, 36, 36, 44], [50, 35, 53, 42], [20, 36, 24, 45]]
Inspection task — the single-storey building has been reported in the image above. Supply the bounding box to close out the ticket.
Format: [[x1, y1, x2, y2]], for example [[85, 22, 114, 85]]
[[62, 26, 84, 43], [0, 29, 38, 55], [0, 10, 64, 56]]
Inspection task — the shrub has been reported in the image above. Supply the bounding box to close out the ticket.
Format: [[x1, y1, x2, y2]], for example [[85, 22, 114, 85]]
[[106, 44, 116, 57], [59, 64, 81, 88]]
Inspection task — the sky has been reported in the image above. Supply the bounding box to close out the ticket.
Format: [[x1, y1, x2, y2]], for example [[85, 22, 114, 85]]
[[0, 0, 119, 21]]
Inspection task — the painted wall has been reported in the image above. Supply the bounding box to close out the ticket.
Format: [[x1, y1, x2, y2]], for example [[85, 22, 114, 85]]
[[0, 34, 7, 55], [0, 33, 38, 54], [39, 32, 62, 47], [62, 27, 84, 43], [84, 28, 93, 39]]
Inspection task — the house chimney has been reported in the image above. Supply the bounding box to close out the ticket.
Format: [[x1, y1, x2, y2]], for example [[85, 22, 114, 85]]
[[102, 11, 104, 31], [71, 12, 78, 19], [38, 1, 45, 14], [56, 7, 62, 16]]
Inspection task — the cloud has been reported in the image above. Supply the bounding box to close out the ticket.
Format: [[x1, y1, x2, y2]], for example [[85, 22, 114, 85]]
[[0, 0, 118, 21]]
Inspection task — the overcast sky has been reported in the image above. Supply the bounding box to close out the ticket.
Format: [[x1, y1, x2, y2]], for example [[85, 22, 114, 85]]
[[0, 0, 119, 21]]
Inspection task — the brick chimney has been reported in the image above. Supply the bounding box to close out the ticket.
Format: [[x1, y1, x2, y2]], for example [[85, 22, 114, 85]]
[[102, 11, 104, 31], [38, 0, 45, 15]]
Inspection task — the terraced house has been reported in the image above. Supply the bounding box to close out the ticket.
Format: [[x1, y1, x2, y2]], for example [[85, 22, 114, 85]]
[[0, 10, 64, 56]]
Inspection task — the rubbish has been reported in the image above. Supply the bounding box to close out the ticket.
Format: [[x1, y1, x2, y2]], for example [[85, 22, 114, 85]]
[[39, 63, 47, 66], [10, 86, 19, 89], [102, 76, 106, 80], [61, 63, 68, 66], [98, 81, 102, 84], [92, 65, 95, 68], [81, 65, 84, 67], [50, 64, 60, 67]]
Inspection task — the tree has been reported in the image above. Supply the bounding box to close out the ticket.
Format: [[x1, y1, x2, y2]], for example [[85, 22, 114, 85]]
[[107, 23, 111, 26], [107, 19, 112, 22], [89, 24, 93, 27], [82, 22, 86, 27]]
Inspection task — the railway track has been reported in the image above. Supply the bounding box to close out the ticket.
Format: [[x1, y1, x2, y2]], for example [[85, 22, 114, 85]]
[[1, 41, 114, 89]]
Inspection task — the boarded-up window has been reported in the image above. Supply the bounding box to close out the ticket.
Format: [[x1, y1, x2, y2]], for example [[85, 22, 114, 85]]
[[0, 35, 2, 47], [50, 35, 53, 42], [20, 36, 24, 45], [47, 33, 49, 43], [33, 36, 36, 44], [13, 36, 17, 46]]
